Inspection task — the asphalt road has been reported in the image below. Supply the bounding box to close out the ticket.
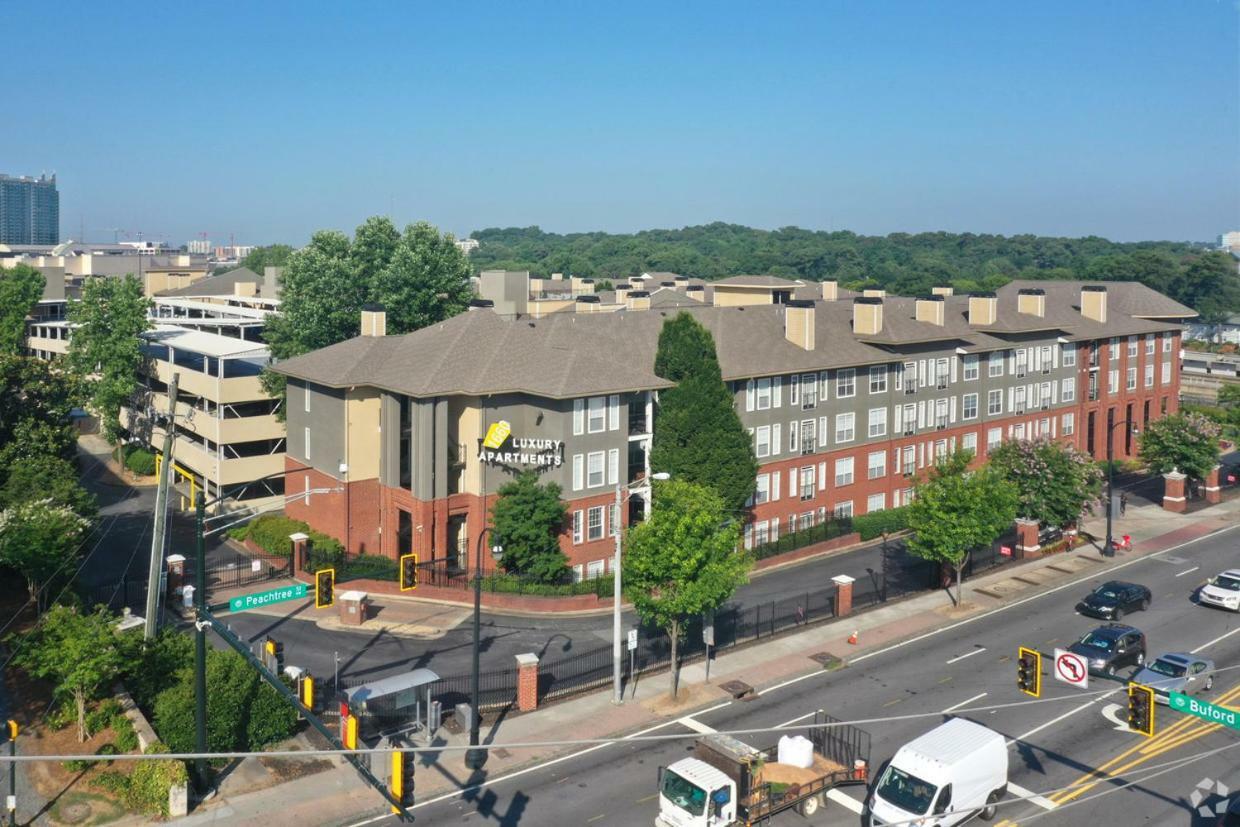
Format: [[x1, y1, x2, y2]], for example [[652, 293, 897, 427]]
[[374, 523, 1240, 827]]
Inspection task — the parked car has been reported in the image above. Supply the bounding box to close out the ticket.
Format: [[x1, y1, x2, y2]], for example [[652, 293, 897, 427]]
[[1130, 653, 1215, 704], [1068, 624, 1146, 676], [1075, 581, 1152, 620], [1221, 795, 1240, 827], [1199, 569, 1240, 612]]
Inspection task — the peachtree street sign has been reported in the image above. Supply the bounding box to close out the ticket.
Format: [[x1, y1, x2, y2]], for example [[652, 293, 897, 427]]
[[1169, 691, 1240, 732], [228, 583, 308, 613]]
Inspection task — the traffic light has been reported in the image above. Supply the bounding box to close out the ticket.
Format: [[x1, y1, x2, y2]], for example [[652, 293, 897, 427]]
[[315, 568, 335, 608], [264, 636, 285, 674], [399, 553, 418, 591], [1017, 647, 1041, 697], [1, 720, 16, 743], [1128, 683, 1155, 737], [299, 674, 315, 712], [343, 714, 358, 750], [390, 748, 415, 812]]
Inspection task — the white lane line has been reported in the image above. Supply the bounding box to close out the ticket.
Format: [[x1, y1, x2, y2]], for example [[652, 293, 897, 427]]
[[677, 715, 717, 735], [347, 700, 734, 821], [942, 692, 988, 713], [1190, 626, 1240, 654], [946, 647, 987, 664], [1176, 566, 1200, 577], [1008, 781, 1058, 811], [826, 788, 865, 814], [776, 711, 817, 729], [1007, 689, 1121, 746], [762, 524, 1240, 696]]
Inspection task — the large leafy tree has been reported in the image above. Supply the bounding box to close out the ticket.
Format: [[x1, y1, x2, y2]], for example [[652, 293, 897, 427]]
[[989, 439, 1102, 529], [623, 480, 749, 700], [239, 244, 295, 275], [0, 498, 90, 611], [0, 450, 97, 518], [0, 264, 45, 355], [12, 605, 124, 741], [371, 221, 474, 334], [650, 314, 757, 511], [0, 356, 81, 459], [1138, 412, 1222, 482], [67, 275, 150, 447], [907, 451, 1018, 603], [490, 471, 569, 582]]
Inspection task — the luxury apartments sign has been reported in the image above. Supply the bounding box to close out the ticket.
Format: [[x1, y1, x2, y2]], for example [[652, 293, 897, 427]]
[[478, 420, 564, 468]]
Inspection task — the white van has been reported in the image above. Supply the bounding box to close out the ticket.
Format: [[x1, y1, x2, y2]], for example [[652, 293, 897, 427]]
[[867, 718, 1008, 826]]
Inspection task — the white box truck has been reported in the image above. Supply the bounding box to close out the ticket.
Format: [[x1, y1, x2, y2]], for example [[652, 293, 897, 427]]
[[867, 718, 1008, 827]]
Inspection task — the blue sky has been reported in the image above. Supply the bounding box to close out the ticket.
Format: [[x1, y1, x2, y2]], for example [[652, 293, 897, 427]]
[[7, 1, 1237, 246]]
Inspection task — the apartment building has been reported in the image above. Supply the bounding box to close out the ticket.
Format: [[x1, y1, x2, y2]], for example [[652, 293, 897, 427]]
[[0, 173, 58, 245], [274, 279, 1193, 577]]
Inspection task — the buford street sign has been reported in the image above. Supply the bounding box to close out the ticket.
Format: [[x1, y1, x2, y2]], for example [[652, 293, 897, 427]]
[[228, 583, 308, 613], [1168, 691, 1240, 732]]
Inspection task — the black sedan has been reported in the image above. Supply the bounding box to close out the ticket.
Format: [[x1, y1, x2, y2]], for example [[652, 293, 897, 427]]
[[1075, 581, 1151, 620], [1068, 624, 1147, 676]]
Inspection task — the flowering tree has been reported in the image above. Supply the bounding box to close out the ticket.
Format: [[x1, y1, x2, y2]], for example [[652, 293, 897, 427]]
[[0, 498, 90, 613], [1138, 413, 1222, 482], [989, 438, 1103, 529]]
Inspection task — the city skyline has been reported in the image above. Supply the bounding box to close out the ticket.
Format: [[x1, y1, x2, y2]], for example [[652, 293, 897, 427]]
[[6, 1, 1238, 247]]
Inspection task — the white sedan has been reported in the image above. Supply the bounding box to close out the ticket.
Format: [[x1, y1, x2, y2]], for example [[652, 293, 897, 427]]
[[1199, 569, 1240, 612]]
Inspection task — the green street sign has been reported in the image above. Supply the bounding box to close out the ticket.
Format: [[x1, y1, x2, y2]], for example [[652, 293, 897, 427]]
[[228, 583, 308, 613], [1168, 692, 1240, 732]]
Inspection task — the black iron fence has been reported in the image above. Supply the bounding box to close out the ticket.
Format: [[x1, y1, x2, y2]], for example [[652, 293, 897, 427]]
[[411, 557, 615, 597], [198, 551, 291, 592], [751, 513, 854, 561]]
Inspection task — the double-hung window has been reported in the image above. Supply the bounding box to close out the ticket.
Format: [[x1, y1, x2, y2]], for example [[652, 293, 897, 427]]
[[1015, 349, 1028, 378], [902, 446, 916, 476], [800, 419, 816, 454], [989, 352, 1005, 378], [962, 431, 977, 454], [868, 407, 887, 438], [1127, 336, 1138, 358], [935, 398, 949, 429], [1061, 377, 1075, 403], [987, 427, 1002, 450], [866, 493, 886, 513], [904, 361, 917, 395], [902, 404, 917, 435], [835, 412, 855, 443], [1014, 386, 1027, 413], [586, 451, 605, 488], [935, 358, 949, 389], [1144, 363, 1154, 388], [755, 377, 772, 410], [587, 396, 606, 433], [1145, 334, 1155, 355], [800, 373, 818, 409], [572, 511, 583, 544], [987, 389, 1003, 415], [799, 466, 815, 501], [587, 506, 605, 541], [1108, 369, 1119, 395], [836, 369, 856, 398], [867, 450, 885, 480], [1062, 343, 1076, 367], [962, 393, 978, 420], [869, 365, 887, 394], [754, 474, 770, 505], [834, 457, 854, 487], [1161, 362, 1171, 384], [1062, 412, 1075, 435], [754, 425, 771, 458], [1127, 367, 1137, 390], [1163, 333, 1173, 353], [963, 355, 979, 381]]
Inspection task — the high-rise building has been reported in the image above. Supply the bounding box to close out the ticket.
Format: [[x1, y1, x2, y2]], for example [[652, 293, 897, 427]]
[[0, 173, 59, 245]]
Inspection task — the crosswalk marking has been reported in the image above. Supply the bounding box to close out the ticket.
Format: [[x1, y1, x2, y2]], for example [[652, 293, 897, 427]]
[[1008, 781, 1058, 811], [826, 788, 864, 814]]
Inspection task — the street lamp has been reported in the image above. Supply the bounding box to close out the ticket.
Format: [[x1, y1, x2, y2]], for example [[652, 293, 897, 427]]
[[1104, 417, 1139, 557], [613, 471, 670, 705], [465, 529, 503, 771]]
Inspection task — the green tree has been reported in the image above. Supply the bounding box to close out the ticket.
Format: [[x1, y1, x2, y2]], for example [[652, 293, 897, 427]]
[[67, 275, 150, 448], [1138, 412, 1222, 482], [989, 439, 1103, 529], [0, 498, 90, 611], [370, 221, 474, 334], [12, 605, 125, 741], [906, 451, 1017, 603], [0, 355, 82, 450], [650, 314, 757, 511], [623, 480, 749, 700], [0, 264, 45, 355], [490, 471, 569, 582], [239, 244, 295, 275], [0, 451, 97, 517]]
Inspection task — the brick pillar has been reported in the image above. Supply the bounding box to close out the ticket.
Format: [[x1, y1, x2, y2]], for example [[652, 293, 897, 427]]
[[516, 653, 540, 712], [1014, 518, 1041, 559], [165, 554, 186, 597], [290, 532, 309, 578], [832, 575, 854, 617], [1162, 471, 1187, 513], [1204, 465, 1222, 505]]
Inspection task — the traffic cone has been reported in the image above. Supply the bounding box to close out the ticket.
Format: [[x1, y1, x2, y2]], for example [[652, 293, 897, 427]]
[[847, 630, 858, 645]]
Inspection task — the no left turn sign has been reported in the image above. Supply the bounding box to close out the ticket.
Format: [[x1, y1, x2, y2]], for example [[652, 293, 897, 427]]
[[1053, 648, 1089, 689]]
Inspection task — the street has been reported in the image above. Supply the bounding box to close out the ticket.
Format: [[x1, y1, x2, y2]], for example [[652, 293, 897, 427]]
[[376, 525, 1240, 827]]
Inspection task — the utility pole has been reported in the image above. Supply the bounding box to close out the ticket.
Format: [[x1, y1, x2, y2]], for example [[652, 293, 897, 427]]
[[193, 493, 208, 791], [144, 373, 179, 638]]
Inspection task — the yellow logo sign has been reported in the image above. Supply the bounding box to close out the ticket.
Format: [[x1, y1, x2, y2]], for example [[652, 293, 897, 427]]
[[482, 420, 512, 450]]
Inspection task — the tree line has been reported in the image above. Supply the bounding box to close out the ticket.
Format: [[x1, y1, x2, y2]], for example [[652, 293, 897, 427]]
[[467, 223, 1240, 322]]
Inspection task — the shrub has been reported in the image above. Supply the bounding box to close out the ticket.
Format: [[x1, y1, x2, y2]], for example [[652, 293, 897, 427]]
[[90, 769, 130, 796], [113, 715, 139, 753], [47, 700, 75, 731], [125, 743, 188, 818], [122, 446, 156, 476], [118, 628, 193, 711], [87, 698, 123, 736], [243, 515, 310, 557], [853, 507, 909, 541]]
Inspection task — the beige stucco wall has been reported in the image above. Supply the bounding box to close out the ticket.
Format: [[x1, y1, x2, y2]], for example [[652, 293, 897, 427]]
[[345, 388, 382, 481], [712, 286, 777, 307]]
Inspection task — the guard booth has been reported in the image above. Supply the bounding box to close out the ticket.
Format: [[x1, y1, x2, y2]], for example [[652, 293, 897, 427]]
[[342, 669, 440, 740]]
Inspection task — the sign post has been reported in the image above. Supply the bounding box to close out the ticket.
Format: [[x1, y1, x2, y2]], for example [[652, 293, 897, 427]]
[[1168, 692, 1240, 732], [703, 622, 715, 684], [627, 629, 637, 697], [1053, 648, 1089, 689]]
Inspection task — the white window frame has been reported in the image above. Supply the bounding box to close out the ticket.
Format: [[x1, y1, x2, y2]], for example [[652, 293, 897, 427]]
[[987, 427, 1002, 451], [867, 450, 886, 480], [866, 492, 886, 514], [1108, 369, 1119, 395], [754, 474, 770, 505], [587, 396, 606, 433], [963, 355, 979, 381], [1062, 343, 1076, 367], [1061, 378, 1075, 403], [836, 368, 856, 398], [801, 373, 818, 409], [755, 377, 772, 410], [572, 510, 583, 544], [572, 454, 584, 490], [607, 448, 619, 485], [799, 466, 815, 501], [1127, 366, 1137, 391], [962, 431, 977, 453], [586, 451, 606, 488], [1161, 361, 1171, 384], [754, 425, 771, 458], [587, 506, 605, 541], [869, 365, 887, 394], [989, 351, 1005, 378], [835, 412, 855, 443], [1062, 412, 1075, 435], [303, 426, 311, 460], [1144, 363, 1154, 388], [962, 393, 978, 420], [834, 501, 854, 519], [834, 456, 854, 487], [1163, 332, 1173, 353], [1146, 334, 1155, 355], [868, 407, 887, 438], [1128, 336, 1138, 358]]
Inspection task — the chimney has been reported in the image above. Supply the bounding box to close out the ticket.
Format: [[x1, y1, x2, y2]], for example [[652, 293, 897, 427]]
[[660, 280, 676, 288], [1017, 287, 1046, 318], [360, 303, 387, 336], [853, 296, 883, 336], [625, 290, 651, 311], [629, 276, 645, 289], [615, 284, 630, 303], [784, 300, 816, 350], [550, 272, 564, 281], [468, 298, 494, 311], [863, 288, 886, 299], [1081, 285, 1107, 323], [915, 295, 945, 326], [234, 281, 257, 297], [673, 275, 689, 289], [968, 292, 997, 326], [575, 294, 601, 313], [685, 284, 705, 301], [820, 280, 838, 302], [932, 285, 954, 297], [571, 275, 589, 293]]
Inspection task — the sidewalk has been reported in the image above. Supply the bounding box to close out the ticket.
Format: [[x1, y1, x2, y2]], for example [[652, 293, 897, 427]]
[[177, 492, 1240, 826]]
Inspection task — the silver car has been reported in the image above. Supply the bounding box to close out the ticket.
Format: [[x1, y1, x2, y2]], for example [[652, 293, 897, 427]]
[[1130, 653, 1215, 704]]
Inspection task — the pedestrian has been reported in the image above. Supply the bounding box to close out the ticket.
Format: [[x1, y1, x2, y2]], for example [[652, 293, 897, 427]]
[[1119, 492, 1128, 516]]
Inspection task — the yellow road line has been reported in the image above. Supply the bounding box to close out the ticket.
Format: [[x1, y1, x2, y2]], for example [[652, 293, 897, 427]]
[[1049, 681, 1240, 805]]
